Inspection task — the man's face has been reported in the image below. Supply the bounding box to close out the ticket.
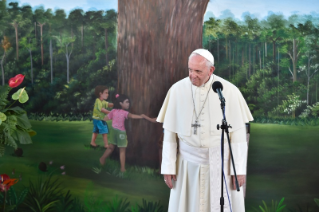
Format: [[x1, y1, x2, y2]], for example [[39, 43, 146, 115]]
[[188, 54, 215, 87]]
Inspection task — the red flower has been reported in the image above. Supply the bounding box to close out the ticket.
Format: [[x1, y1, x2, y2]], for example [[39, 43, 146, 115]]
[[0, 174, 18, 192], [8, 74, 25, 88]]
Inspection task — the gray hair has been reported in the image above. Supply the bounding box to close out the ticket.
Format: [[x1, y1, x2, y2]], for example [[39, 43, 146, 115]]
[[188, 53, 214, 68]]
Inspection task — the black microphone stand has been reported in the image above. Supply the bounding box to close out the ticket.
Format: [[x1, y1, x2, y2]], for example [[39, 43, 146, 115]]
[[216, 95, 240, 212]]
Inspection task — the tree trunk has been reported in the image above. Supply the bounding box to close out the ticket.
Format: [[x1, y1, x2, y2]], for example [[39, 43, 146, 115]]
[[12, 22, 19, 60], [34, 22, 37, 39], [71, 28, 74, 49], [249, 43, 251, 76], [1, 53, 5, 85], [229, 40, 231, 78], [81, 25, 84, 49], [217, 38, 219, 63], [273, 40, 276, 64], [105, 28, 108, 65], [259, 50, 261, 70], [292, 39, 297, 82], [117, 0, 209, 167], [241, 48, 244, 66], [50, 39, 53, 84], [92, 35, 95, 60], [66, 52, 69, 83], [307, 75, 310, 105], [38, 23, 45, 65], [265, 42, 267, 57], [29, 50, 33, 84]]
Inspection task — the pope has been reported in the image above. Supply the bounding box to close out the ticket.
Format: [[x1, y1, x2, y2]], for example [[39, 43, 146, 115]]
[[157, 49, 253, 212]]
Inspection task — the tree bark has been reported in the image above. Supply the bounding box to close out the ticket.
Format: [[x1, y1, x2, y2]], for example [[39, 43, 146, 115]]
[[38, 22, 45, 65], [34, 22, 37, 39], [29, 50, 33, 84], [273, 40, 276, 64], [292, 39, 297, 82], [12, 22, 19, 60], [217, 38, 219, 63], [1, 53, 5, 85], [81, 25, 84, 49], [50, 39, 53, 84], [117, 0, 209, 167], [66, 52, 69, 83], [105, 28, 108, 65], [249, 43, 251, 76]]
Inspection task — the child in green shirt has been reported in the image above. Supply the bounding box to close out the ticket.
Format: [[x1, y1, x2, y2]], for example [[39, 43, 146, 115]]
[[90, 85, 114, 148]]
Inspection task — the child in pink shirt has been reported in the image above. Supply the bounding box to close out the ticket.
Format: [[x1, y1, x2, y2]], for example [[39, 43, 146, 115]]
[[100, 94, 145, 172]]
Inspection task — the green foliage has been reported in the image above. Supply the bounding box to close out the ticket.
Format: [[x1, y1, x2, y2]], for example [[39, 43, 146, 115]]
[[54, 190, 86, 212], [137, 199, 164, 212], [299, 102, 319, 118], [0, 84, 35, 156], [93, 158, 161, 180], [12, 88, 29, 103], [253, 197, 286, 212], [22, 174, 63, 212], [28, 112, 93, 122], [315, 199, 319, 208], [270, 93, 306, 117], [105, 196, 130, 212], [17, 174, 86, 212], [82, 182, 131, 212], [0, 187, 28, 212], [253, 116, 319, 126]]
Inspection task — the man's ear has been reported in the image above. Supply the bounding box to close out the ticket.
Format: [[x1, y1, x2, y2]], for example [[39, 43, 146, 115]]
[[210, 66, 215, 75]]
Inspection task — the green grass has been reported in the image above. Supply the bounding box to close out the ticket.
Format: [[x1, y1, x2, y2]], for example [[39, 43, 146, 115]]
[[1, 121, 318, 211], [246, 123, 319, 211], [0, 120, 169, 210]]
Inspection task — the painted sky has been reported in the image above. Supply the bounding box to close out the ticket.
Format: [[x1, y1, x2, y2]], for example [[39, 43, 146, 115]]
[[6, 0, 319, 20]]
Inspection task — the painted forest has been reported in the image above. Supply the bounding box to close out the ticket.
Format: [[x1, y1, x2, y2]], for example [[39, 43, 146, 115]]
[[0, 1, 319, 211], [203, 14, 319, 121], [0, 1, 118, 118], [0, 1, 319, 121]]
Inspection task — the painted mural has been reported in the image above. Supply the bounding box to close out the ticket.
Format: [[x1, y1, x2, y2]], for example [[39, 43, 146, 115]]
[[0, 0, 318, 211]]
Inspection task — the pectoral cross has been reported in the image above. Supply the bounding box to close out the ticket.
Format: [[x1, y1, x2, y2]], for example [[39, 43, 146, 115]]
[[191, 120, 201, 135]]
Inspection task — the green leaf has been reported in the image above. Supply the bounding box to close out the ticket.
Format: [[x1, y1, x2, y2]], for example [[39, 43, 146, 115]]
[[28, 129, 37, 137], [42, 200, 59, 212], [12, 88, 29, 103], [16, 113, 31, 129], [6, 115, 17, 134], [278, 197, 285, 207], [17, 189, 28, 205], [3, 106, 26, 115], [15, 129, 32, 144], [314, 198, 319, 207], [277, 205, 286, 212], [0, 112, 7, 121]]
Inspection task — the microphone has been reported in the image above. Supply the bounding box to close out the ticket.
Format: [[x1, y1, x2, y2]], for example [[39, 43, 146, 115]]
[[212, 81, 225, 104]]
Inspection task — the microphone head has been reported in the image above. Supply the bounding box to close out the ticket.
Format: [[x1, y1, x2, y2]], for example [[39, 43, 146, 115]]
[[212, 81, 223, 93]]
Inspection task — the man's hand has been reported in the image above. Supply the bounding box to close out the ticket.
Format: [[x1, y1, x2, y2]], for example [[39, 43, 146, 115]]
[[232, 175, 246, 190], [164, 174, 177, 189]]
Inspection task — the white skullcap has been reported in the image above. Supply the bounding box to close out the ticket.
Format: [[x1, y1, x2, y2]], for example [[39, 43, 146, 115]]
[[191, 49, 214, 66]]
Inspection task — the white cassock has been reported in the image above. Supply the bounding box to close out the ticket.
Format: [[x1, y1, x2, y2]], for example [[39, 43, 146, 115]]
[[157, 75, 253, 212]]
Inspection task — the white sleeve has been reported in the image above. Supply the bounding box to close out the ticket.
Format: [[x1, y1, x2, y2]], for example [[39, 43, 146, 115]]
[[229, 126, 248, 175], [161, 129, 178, 175]]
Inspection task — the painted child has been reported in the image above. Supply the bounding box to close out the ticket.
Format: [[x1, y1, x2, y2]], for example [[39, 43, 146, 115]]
[[90, 86, 114, 148], [100, 94, 144, 172]]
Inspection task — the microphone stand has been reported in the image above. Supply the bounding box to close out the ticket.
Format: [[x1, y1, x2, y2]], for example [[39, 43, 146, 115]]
[[216, 95, 240, 212]]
